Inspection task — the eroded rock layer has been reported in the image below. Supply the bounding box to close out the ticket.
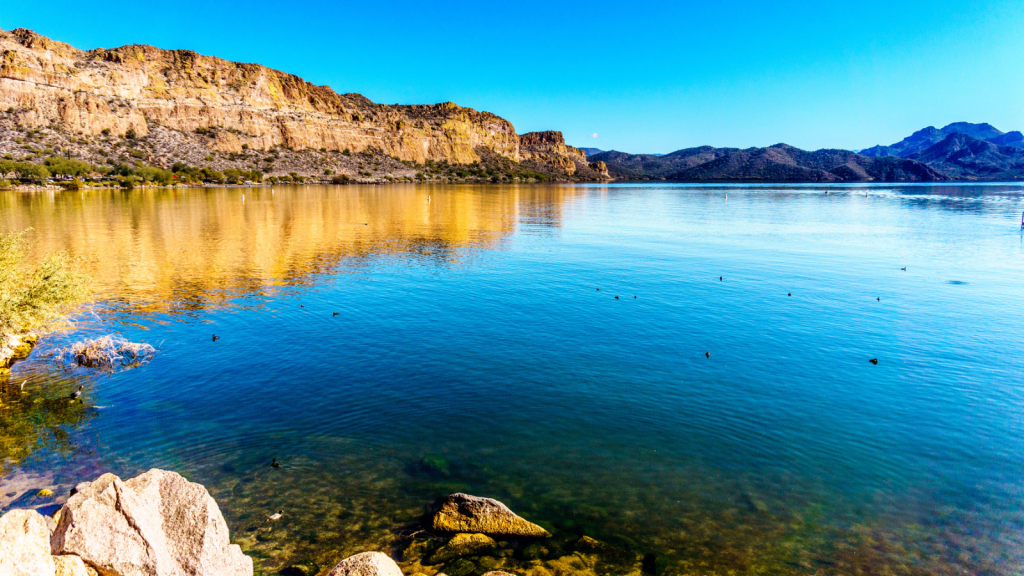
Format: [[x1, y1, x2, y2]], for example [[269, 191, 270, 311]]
[[0, 28, 521, 164]]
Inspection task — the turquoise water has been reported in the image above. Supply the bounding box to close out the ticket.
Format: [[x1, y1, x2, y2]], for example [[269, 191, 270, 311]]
[[2, 183, 1024, 575]]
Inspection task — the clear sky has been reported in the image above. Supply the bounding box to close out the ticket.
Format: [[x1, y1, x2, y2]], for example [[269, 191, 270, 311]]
[[3, 0, 1022, 154]]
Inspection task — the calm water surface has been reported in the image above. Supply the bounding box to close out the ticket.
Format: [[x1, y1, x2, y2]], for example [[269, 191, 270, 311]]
[[2, 183, 1024, 576]]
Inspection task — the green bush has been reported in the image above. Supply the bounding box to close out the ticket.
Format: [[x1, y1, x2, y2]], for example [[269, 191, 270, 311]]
[[125, 128, 137, 140], [0, 229, 90, 343]]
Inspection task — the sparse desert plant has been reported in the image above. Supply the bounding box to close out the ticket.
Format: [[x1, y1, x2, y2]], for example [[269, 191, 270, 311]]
[[0, 230, 90, 343], [50, 335, 155, 371]]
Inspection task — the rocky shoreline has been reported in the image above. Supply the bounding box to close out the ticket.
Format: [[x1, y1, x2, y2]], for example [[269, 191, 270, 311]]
[[1, 469, 613, 576], [0, 332, 37, 378]]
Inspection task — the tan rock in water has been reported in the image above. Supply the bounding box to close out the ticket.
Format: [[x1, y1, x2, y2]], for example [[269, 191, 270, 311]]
[[431, 533, 497, 562], [432, 493, 550, 537], [51, 469, 253, 576], [0, 509, 56, 576], [326, 551, 403, 576]]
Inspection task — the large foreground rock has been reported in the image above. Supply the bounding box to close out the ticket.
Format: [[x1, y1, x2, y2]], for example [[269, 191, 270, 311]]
[[432, 493, 550, 537], [326, 552, 403, 576], [53, 555, 96, 576], [0, 509, 56, 576], [50, 468, 252, 576]]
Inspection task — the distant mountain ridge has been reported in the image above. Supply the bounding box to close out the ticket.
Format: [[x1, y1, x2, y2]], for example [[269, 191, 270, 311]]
[[590, 145, 947, 182], [592, 122, 1024, 182], [907, 133, 1024, 180], [860, 122, 1024, 157]]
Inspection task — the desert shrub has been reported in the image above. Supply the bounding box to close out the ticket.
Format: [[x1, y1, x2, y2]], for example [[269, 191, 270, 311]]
[[50, 335, 155, 371], [331, 174, 349, 184], [101, 128, 111, 136], [125, 128, 137, 140], [0, 230, 89, 343], [342, 148, 351, 156]]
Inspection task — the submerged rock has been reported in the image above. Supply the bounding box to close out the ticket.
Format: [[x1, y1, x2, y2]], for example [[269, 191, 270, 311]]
[[50, 468, 253, 576], [431, 533, 497, 563], [432, 493, 550, 537], [326, 551, 403, 576], [0, 509, 56, 576], [420, 455, 451, 476]]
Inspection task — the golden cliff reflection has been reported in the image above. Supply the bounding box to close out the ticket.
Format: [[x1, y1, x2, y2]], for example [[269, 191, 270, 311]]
[[0, 184, 582, 314]]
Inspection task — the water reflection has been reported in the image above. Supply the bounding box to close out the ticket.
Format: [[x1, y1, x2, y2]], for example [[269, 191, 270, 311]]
[[0, 185, 581, 316]]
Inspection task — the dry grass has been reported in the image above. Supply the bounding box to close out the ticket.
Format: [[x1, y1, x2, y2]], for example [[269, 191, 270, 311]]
[[52, 335, 156, 371]]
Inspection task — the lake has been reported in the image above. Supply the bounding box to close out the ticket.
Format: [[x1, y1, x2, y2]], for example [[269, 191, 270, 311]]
[[2, 183, 1023, 576]]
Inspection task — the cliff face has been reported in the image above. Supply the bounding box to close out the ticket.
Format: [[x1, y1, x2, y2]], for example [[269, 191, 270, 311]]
[[519, 131, 589, 175], [0, 28, 520, 164]]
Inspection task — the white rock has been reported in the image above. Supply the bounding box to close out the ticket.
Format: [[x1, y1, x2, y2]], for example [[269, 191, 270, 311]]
[[50, 469, 252, 576], [0, 509, 56, 576], [326, 551, 403, 576]]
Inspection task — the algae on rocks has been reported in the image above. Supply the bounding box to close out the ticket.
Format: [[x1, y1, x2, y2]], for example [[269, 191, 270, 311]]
[[432, 493, 550, 538]]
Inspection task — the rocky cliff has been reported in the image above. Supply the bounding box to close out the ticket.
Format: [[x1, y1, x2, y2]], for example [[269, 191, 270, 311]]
[[0, 28, 595, 180], [518, 130, 607, 178]]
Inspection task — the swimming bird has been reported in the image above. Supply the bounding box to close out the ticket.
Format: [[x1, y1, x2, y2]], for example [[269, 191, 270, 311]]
[[69, 385, 84, 400], [212, 335, 219, 341], [720, 276, 722, 281], [271, 458, 281, 469], [269, 510, 283, 521], [901, 267, 906, 271], [869, 358, 878, 365], [615, 296, 619, 299], [705, 352, 710, 358], [333, 311, 340, 317], [788, 293, 792, 297], [596, 288, 600, 291], [877, 297, 880, 301]]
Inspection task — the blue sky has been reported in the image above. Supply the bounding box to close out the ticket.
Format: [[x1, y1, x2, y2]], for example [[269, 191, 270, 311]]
[[3, 0, 1022, 153]]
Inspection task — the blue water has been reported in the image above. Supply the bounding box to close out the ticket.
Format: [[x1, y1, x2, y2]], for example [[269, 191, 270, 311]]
[[3, 183, 1024, 575]]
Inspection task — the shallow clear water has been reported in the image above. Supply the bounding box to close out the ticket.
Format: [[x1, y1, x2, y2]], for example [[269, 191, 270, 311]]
[[2, 183, 1024, 576]]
